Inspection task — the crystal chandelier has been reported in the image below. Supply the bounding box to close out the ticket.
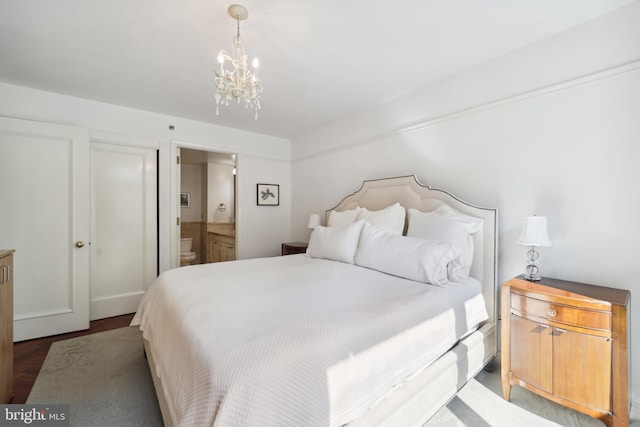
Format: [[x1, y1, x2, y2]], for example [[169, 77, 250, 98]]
[[215, 4, 262, 119]]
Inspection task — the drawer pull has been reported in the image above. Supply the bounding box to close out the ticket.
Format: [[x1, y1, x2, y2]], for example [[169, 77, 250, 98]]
[[536, 324, 550, 333], [0, 265, 8, 284], [548, 309, 557, 317]]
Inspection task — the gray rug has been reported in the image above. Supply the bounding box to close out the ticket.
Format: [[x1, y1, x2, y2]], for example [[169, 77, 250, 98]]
[[27, 327, 162, 426], [28, 327, 637, 426]]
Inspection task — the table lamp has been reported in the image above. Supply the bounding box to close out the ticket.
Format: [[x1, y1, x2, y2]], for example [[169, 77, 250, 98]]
[[307, 213, 322, 229], [516, 216, 551, 281]]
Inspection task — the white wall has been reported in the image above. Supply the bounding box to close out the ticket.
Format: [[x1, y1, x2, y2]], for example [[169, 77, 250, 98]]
[[181, 164, 203, 222], [292, 2, 640, 409], [238, 153, 292, 259], [0, 81, 292, 270], [207, 163, 235, 223]]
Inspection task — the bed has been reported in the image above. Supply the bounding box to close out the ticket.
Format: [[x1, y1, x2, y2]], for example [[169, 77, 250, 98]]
[[132, 175, 498, 426]]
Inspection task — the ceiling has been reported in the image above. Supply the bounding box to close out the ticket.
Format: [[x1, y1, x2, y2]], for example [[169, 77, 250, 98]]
[[0, 0, 635, 139]]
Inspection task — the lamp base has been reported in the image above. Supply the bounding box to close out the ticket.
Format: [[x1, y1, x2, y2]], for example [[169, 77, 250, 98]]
[[523, 246, 542, 282]]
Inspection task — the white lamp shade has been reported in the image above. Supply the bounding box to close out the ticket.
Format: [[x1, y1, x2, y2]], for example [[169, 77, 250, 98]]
[[307, 213, 323, 229], [517, 216, 551, 247]]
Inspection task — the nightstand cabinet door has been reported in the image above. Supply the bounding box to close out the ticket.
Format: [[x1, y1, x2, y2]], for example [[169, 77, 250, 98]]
[[552, 328, 612, 411], [501, 276, 630, 427], [510, 314, 552, 393]]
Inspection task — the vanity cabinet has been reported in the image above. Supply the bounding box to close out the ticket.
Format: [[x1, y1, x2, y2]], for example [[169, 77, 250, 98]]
[[501, 276, 630, 427], [208, 234, 236, 263], [1, 249, 14, 403], [206, 223, 236, 263]]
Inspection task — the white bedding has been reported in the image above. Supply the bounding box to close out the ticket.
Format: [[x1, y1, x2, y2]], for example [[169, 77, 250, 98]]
[[131, 254, 488, 427]]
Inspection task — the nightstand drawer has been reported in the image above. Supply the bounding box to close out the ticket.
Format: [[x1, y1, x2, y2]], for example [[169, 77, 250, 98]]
[[510, 293, 611, 331]]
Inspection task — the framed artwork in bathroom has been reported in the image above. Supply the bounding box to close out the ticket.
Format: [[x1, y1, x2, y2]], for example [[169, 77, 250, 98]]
[[257, 184, 279, 206], [180, 192, 190, 208]]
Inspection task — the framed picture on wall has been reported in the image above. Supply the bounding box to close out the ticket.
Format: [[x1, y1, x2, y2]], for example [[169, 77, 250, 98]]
[[180, 192, 190, 208], [257, 184, 279, 206]]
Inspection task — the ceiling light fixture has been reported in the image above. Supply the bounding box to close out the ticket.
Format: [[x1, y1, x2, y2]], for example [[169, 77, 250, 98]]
[[214, 4, 262, 119]]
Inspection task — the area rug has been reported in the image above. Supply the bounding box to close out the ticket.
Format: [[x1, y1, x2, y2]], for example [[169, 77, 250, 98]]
[[28, 327, 636, 426], [27, 327, 162, 426]]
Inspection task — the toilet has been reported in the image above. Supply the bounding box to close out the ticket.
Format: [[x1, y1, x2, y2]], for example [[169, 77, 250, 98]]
[[180, 237, 197, 266]]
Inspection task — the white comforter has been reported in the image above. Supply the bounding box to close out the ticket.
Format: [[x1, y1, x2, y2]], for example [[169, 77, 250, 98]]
[[131, 255, 488, 427]]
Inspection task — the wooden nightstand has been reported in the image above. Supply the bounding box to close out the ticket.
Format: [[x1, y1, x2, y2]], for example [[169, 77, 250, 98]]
[[281, 242, 308, 256], [501, 276, 630, 427]]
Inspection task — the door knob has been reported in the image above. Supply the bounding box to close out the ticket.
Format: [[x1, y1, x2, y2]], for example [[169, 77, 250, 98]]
[[75, 241, 85, 248]]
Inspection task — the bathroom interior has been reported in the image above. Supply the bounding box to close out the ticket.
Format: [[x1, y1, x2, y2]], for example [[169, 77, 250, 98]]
[[179, 148, 236, 266]]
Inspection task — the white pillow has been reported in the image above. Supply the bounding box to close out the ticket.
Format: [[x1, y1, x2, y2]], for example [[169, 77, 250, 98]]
[[307, 220, 365, 264], [407, 205, 483, 282], [357, 202, 406, 235], [354, 222, 460, 286], [327, 207, 362, 227]]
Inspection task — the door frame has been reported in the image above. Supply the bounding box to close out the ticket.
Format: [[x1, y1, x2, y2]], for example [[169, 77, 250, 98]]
[[169, 140, 240, 269]]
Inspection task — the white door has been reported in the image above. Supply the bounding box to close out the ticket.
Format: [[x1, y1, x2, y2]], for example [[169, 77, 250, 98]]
[[90, 142, 157, 320], [0, 116, 90, 341]]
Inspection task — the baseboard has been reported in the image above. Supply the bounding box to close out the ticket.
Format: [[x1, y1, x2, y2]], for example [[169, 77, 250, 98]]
[[631, 399, 640, 421]]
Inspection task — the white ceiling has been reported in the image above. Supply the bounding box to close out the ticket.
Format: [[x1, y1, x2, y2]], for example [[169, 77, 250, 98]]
[[0, 0, 635, 139]]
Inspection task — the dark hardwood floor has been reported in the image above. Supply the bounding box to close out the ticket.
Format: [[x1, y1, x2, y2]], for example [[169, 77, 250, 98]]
[[12, 313, 135, 404]]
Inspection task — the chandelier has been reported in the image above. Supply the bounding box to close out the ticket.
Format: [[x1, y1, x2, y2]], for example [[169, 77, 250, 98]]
[[214, 4, 262, 119]]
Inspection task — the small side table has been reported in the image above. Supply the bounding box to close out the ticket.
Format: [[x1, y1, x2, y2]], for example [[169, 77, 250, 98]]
[[281, 242, 308, 256], [501, 276, 630, 427]]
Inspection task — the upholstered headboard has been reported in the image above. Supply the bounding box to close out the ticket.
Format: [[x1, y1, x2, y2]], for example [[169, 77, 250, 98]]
[[326, 175, 498, 324]]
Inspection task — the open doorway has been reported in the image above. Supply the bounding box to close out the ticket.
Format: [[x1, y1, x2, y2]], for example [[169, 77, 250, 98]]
[[179, 148, 236, 266]]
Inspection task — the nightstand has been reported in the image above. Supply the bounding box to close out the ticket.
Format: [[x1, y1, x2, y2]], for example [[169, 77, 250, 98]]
[[501, 276, 630, 427], [281, 242, 308, 256]]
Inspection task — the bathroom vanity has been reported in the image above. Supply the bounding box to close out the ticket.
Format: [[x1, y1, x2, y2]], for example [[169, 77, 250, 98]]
[[207, 223, 236, 263]]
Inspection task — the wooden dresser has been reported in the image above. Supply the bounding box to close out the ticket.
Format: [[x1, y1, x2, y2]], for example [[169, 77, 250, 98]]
[[0, 249, 15, 403], [501, 276, 630, 427]]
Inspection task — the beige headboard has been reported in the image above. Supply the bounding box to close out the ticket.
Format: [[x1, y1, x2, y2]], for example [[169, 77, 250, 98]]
[[326, 175, 498, 324]]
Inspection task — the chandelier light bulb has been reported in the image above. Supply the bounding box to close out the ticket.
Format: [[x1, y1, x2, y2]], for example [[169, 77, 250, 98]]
[[252, 57, 259, 69]]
